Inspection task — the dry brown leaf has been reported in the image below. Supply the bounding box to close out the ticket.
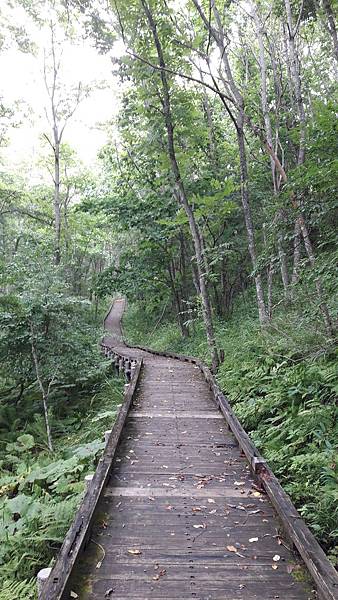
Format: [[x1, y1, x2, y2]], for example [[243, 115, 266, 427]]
[[226, 545, 237, 553]]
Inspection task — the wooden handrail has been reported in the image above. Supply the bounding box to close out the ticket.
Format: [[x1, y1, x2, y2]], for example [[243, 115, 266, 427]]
[[123, 341, 338, 600], [40, 355, 143, 599]]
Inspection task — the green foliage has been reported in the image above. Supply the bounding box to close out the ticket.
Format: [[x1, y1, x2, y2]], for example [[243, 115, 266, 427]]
[[0, 374, 123, 596], [1, 578, 36, 600]]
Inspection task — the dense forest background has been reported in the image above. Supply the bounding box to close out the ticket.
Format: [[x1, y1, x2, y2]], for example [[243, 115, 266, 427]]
[[0, 0, 337, 597]]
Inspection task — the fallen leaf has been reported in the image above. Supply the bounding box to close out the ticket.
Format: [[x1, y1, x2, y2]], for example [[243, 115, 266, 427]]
[[153, 568, 167, 580], [226, 545, 237, 553], [271, 564, 278, 570]]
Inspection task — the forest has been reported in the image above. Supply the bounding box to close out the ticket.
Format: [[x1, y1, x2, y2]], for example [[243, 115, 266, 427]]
[[0, 0, 337, 598]]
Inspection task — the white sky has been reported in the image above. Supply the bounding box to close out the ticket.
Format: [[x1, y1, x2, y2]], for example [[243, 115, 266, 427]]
[[0, 3, 122, 181]]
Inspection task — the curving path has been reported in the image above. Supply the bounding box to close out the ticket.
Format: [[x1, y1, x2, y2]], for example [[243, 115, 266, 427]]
[[67, 299, 314, 599]]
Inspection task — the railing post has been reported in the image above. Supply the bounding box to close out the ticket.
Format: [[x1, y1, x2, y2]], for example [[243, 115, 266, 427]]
[[84, 473, 94, 491], [104, 430, 111, 444], [37, 567, 52, 599]]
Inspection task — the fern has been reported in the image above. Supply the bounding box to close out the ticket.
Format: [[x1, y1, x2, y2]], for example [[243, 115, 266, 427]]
[[1, 578, 36, 600]]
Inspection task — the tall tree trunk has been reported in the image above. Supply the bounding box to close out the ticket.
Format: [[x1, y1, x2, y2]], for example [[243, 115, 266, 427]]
[[141, 0, 219, 368], [291, 218, 301, 289], [284, 0, 306, 166], [30, 322, 53, 452], [252, 2, 290, 301], [193, 0, 268, 327], [53, 132, 61, 265], [322, 0, 338, 70], [237, 117, 268, 325], [284, 0, 334, 336], [168, 260, 189, 337]]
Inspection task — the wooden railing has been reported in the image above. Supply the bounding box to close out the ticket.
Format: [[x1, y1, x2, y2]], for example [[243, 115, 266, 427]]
[[101, 344, 139, 383], [37, 302, 338, 600], [123, 342, 338, 600], [37, 345, 143, 600]]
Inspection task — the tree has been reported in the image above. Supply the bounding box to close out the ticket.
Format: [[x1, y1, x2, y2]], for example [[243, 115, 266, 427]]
[[43, 19, 87, 265]]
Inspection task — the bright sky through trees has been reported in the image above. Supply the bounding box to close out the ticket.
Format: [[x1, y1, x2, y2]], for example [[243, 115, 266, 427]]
[[0, 2, 121, 177]]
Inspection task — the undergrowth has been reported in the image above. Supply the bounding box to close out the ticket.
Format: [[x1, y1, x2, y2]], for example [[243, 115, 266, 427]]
[[123, 296, 338, 565], [0, 374, 123, 598]]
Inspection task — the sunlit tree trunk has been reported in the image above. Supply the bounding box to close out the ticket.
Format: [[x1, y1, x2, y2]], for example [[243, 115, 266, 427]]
[[284, 0, 334, 336], [321, 0, 338, 71], [193, 0, 268, 327], [30, 322, 53, 452], [141, 0, 219, 369], [252, 2, 290, 302]]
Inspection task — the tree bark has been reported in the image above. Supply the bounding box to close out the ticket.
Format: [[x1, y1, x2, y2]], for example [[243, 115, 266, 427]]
[[252, 2, 290, 301], [140, 0, 219, 368], [322, 0, 338, 69], [30, 322, 53, 452], [284, 0, 334, 336], [168, 260, 189, 337], [193, 0, 268, 326], [53, 132, 61, 265], [237, 116, 268, 325]]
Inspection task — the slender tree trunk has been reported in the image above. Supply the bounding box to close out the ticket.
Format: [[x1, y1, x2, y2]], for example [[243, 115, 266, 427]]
[[168, 261, 189, 337], [291, 218, 301, 288], [284, 0, 306, 166], [30, 323, 53, 452], [237, 117, 268, 325], [252, 2, 290, 301], [284, 0, 334, 336], [322, 0, 338, 70], [53, 130, 61, 265], [193, 0, 268, 327], [141, 0, 219, 368]]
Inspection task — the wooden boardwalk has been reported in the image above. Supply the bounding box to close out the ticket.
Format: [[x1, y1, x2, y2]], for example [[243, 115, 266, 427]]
[[64, 299, 315, 599]]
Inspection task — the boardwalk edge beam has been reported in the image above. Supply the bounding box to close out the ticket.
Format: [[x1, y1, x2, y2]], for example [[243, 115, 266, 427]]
[[41, 356, 143, 600]]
